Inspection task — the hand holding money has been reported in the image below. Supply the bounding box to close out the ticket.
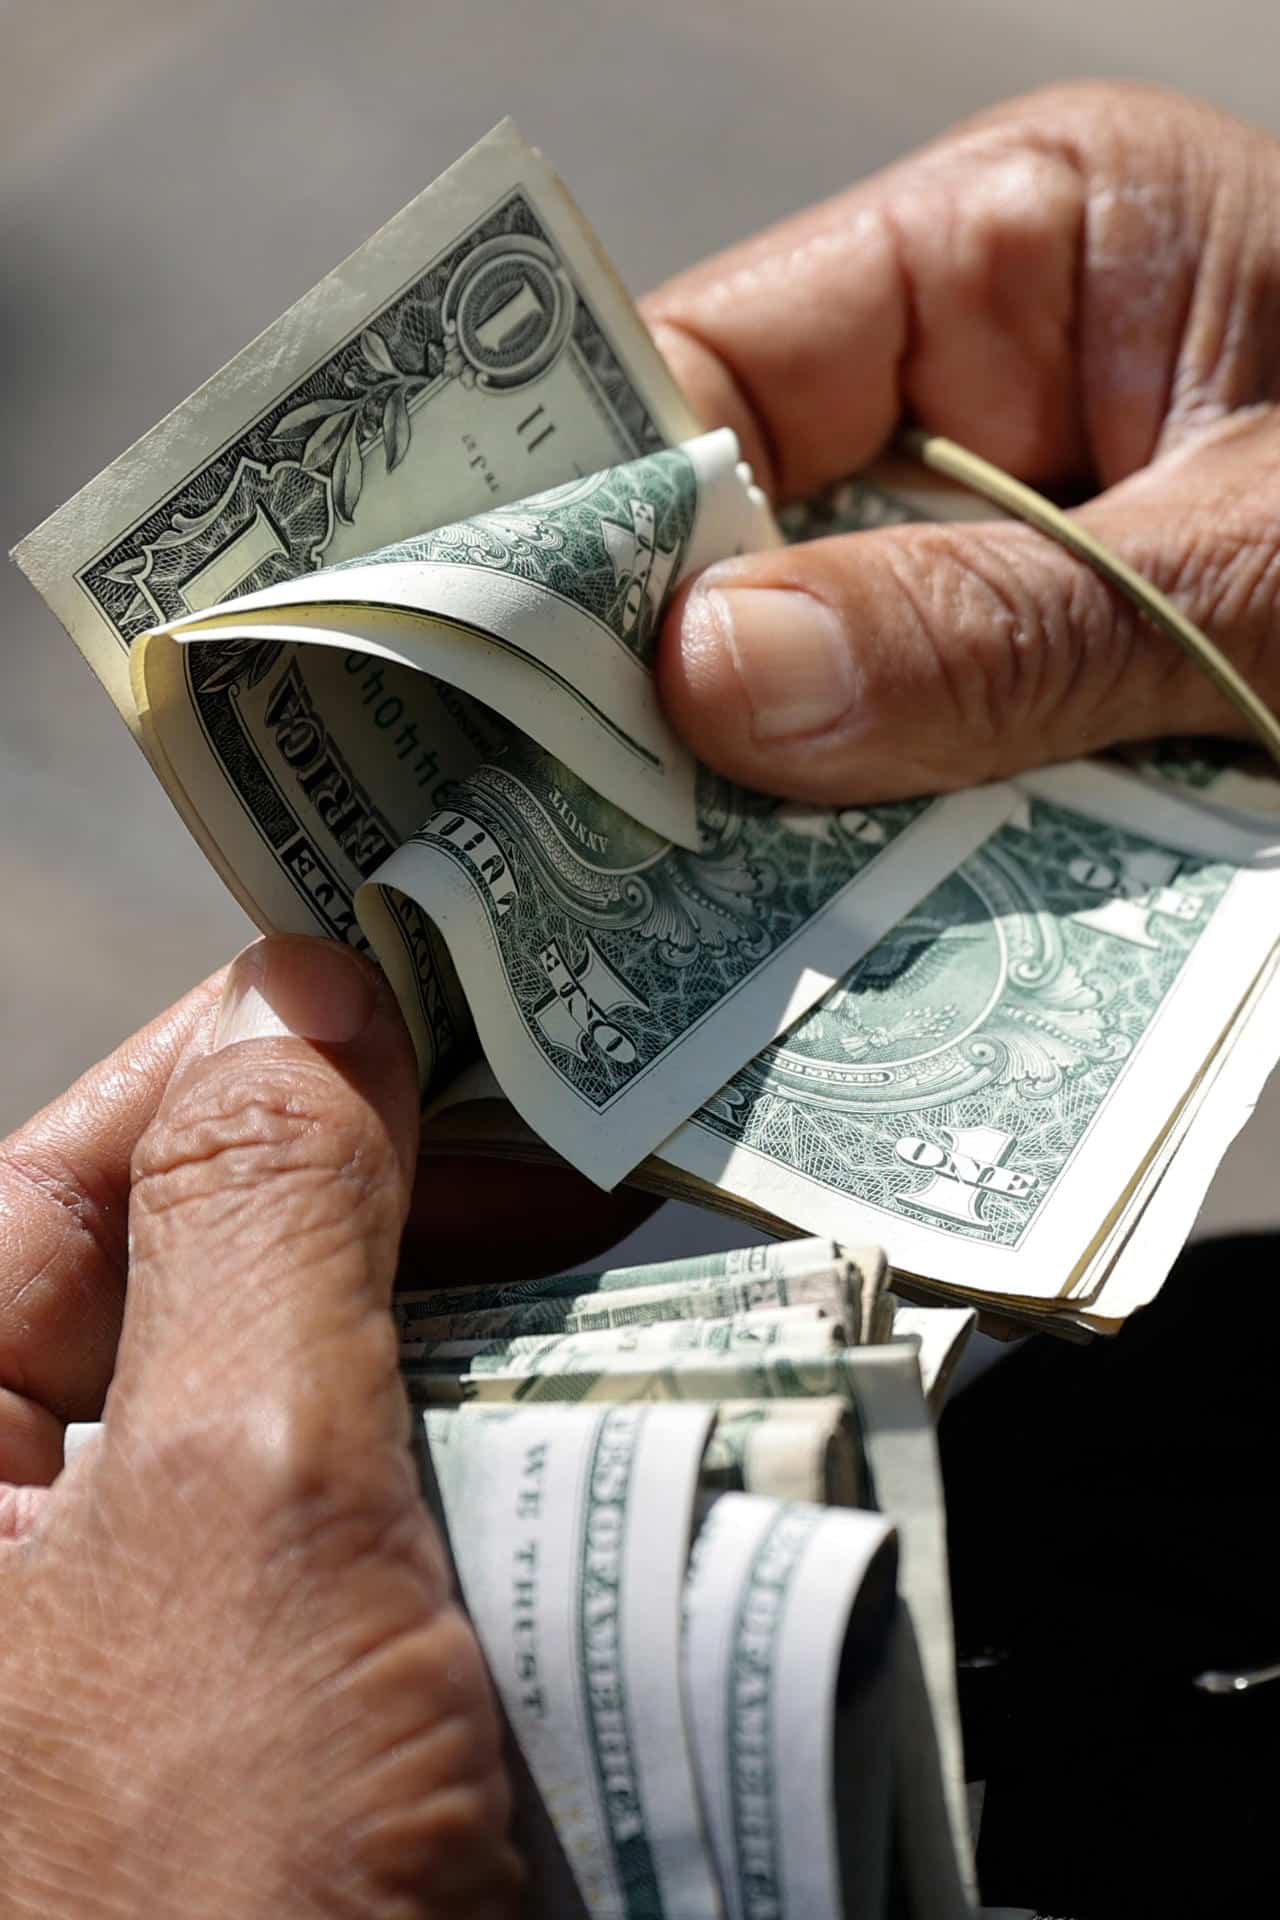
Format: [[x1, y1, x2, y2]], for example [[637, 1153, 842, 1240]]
[[24, 112, 1280, 1332], [647, 82, 1280, 805], [0, 956, 649, 1484], [13, 81, 1280, 1918], [0, 938, 521, 1918]]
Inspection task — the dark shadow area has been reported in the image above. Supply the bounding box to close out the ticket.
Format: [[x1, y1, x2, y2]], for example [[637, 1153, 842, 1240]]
[[943, 1232, 1280, 1916]]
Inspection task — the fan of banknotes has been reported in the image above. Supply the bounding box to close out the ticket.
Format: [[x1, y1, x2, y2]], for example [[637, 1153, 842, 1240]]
[[16, 120, 1280, 1340]]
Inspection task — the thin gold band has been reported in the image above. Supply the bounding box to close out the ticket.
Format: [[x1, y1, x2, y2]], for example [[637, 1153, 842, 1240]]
[[896, 426, 1280, 771]]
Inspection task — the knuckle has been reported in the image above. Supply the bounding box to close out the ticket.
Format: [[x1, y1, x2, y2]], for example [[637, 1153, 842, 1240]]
[[935, 526, 1130, 754], [979, 79, 1222, 155], [130, 1053, 401, 1254], [1165, 519, 1280, 710], [313, 1609, 520, 1907], [345, 1780, 522, 1912], [1051, 559, 1142, 741], [417, 1602, 504, 1724], [643, 314, 778, 500], [118, 1344, 410, 1520], [880, 529, 1044, 762], [1177, 500, 1280, 620], [875, 525, 1130, 773], [416, 1771, 516, 1865], [1165, 182, 1280, 429], [1014, 79, 1187, 122]]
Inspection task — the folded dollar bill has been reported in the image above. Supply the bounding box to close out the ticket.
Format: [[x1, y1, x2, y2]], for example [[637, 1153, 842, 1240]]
[[135, 426, 772, 850], [14, 118, 1006, 1190], [430, 1401, 903, 1918]]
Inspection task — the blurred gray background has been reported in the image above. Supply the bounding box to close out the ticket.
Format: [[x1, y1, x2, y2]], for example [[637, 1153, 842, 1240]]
[[3, 0, 1278, 1266]]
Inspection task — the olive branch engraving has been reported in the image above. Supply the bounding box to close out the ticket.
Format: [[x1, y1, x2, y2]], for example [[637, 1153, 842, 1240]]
[[268, 324, 465, 524]]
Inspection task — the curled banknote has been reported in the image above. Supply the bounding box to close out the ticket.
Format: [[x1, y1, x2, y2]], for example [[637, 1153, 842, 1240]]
[[13, 119, 1010, 1191], [134, 428, 774, 852], [429, 1401, 901, 1920], [62, 1237, 974, 1914]]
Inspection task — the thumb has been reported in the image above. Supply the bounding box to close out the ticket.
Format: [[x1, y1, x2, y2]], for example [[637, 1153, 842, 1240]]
[[110, 936, 420, 1464], [658, 410, 1280, 802]]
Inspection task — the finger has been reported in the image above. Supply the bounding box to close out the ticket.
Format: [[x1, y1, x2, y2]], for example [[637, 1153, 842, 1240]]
[[45, 940, 520, 1914], [0, 936, 640, 1443], [659, 406, 1280, 800], [0, 1388, 63, 1487], [644, 83, 1280, 501], [0, 939, 645, 1475], [110, 937, 420, 1479], [0, 967, 226, 1430]]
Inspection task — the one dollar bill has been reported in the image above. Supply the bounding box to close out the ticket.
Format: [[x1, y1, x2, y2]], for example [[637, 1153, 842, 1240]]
[[13, 120, 1009, 1187], [428, 1401, 901, 1920]]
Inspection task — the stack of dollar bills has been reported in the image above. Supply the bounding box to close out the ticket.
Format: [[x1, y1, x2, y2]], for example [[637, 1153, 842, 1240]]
[[16, 121, 1280, 1335], [64, 1237, 980, 1917], [398, 1236, 978, 1920]]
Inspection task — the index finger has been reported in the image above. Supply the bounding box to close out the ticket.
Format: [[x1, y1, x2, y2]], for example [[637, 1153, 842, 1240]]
[[0, 969, 227, 1437], [643, 83, 1261, 503]]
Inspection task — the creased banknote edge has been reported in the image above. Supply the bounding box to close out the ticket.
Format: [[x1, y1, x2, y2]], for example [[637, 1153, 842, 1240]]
[[128, 633, 275, 935], [363, 782, 1014, 1188], [136, 423, 775, 855], [144, 601, 703, 851], [1075, 939, 1280, 1328], [849, 1346, 975, 1906], [1015, 760, 1280, 864], [1061, 952, 1274, 1305]]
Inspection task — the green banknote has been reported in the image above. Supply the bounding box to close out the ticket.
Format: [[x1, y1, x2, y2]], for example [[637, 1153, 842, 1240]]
[[427, 1402, 904, 1920], [402, 1304, 849, 1404], [683, 1494, 898, 1920], [397, 1272, 849, 1352], [663, 761, 1280, 1308], [393, 1238, 882, 1350], [15, 122, 1009, 1189], [438, 1401, 725, 1918], [135, 429, 775, 851], [363, 736, 1005, 1184], [426, 1392, 864, 1513], [697, 1397, 863, 1507]]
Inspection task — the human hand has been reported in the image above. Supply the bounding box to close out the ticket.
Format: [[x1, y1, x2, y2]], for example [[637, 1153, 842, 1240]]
[[648, 83, 1280, 801], [0, 947, 652, 1489], [0, 937, 564, 1917]]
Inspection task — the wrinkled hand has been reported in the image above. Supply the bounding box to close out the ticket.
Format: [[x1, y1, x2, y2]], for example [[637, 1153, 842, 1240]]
[[0, 938, 614, 1917], [649, 83, 1280, 800], [0, 950, 651, 1489]]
